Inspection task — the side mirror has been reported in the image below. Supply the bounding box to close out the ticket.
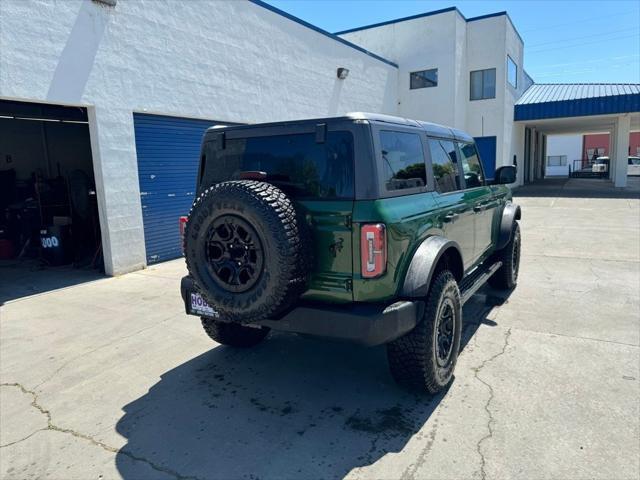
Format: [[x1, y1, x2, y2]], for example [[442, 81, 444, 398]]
[[493, 165, 517, 185]]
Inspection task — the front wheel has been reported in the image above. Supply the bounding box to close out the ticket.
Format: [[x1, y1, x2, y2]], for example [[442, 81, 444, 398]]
[[387, 270, 462, 393], [201, 318, 270, 348], [489, 222, 521, 290]]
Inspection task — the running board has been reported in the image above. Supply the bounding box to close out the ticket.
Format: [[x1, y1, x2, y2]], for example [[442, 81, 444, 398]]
[[459, 261, 503, 304]]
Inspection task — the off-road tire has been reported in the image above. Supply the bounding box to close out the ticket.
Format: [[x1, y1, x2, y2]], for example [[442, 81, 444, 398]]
[[489, 222, 521, 290], [201, 318, 269, 348], [184, 181, 311, 323], [386, 270, 462, 393]]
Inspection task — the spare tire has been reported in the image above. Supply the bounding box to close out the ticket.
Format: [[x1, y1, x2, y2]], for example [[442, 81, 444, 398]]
[[184, 180, 311, 323]]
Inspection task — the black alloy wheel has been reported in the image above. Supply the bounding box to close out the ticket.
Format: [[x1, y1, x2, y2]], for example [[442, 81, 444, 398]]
[[205, 215, 264, 293]]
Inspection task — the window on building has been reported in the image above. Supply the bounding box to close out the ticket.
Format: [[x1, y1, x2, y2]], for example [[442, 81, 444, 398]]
[[470, 68, 496, 100], [507, 56, 517, 88], [428, 138, 460, 193], [410, 69, 438, 89], [458, 142, 485, 188], [547, 155, 567, 167], [380, 131, 426, 191], [586, 148, 605, 160]]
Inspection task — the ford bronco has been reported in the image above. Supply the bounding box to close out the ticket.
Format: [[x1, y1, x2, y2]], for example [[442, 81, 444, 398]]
[[180, 113, 521, 393]]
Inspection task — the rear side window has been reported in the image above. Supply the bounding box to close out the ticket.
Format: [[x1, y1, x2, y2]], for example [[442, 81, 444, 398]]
[[210, 132, 354, 199], [427, 138, 461, 193], [458, 142, 485, 188], [380, 131, 426, 191]]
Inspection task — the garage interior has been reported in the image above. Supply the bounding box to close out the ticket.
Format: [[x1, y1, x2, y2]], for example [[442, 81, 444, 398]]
[[0, 100, 103, 302]]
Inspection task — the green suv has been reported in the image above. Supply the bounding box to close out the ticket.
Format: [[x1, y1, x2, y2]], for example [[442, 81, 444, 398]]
[[181, 113, 521, 393]]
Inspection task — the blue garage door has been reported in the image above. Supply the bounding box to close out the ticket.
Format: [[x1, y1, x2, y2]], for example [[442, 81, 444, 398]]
[[134, 113, 222, 264], [474, 136, 497, 180]]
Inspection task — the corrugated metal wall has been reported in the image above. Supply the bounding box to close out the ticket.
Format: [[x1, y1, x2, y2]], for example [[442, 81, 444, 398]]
[[134, 113, 220, 264]]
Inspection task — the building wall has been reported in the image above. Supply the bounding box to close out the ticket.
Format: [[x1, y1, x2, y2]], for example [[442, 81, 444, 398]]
[[546, 134, 582, 176], [0, 0, 398, 275], [338, 10, 462, 127], [583, 132, 640, 160], [340, 10, 527, 183]]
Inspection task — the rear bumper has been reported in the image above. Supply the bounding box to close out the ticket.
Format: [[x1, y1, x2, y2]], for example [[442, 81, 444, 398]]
[[180, 276, 421, 346]]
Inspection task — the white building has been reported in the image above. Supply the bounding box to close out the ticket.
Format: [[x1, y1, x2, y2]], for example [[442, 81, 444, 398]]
[[1, 0, 638, 276], [545, 135, 583, 177]]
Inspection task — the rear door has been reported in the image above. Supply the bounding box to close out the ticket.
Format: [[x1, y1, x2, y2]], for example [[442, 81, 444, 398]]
[[426, 137, 475, 270], [457, 141, 497, 263], [206, 124, 356, 302]]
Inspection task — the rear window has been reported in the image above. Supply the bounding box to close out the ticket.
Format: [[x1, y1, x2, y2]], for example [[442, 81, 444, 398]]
[[208, 132, 354, 199]]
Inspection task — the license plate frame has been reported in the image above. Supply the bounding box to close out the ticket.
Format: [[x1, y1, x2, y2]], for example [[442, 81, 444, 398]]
[[187, 291, 219, 318]]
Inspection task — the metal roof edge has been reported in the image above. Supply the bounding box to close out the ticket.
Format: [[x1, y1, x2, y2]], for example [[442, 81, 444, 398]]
[[514, 94, 640, 121], [249, 0, 398, 68], [333, 6, 525, 46], [334, 6, 460, 35]]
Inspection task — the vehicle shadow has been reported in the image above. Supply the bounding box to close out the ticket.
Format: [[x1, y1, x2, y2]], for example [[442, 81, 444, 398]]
[[115, 287, 506, 480]]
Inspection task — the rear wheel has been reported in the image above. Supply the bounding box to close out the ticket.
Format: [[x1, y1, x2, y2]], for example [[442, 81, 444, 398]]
[[201, 318, 270, 348], [387, 270, 462, 393], [489, 223, 521, 290]]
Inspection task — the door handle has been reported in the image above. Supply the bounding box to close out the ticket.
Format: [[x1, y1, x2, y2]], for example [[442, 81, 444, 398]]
[[443, 213, 459, 223], [473, 205, 483, 213]]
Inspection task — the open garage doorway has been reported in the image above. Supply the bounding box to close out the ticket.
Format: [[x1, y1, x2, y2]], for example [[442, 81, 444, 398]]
[[0, 100, 103, 303]]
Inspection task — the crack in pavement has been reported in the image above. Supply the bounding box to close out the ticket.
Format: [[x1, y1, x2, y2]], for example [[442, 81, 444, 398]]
[[472, 328, 512, 480], [0, 382, 201, 480]]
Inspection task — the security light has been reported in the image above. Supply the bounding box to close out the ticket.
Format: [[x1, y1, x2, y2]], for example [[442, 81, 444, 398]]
[[337, 68, 350, 80]]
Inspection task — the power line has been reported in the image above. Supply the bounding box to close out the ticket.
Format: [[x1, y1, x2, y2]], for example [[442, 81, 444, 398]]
[[520, 10, 639, 33], [527, 27, 639, 48], [532, 54, 639, 70], [527, 33, 640, 53]]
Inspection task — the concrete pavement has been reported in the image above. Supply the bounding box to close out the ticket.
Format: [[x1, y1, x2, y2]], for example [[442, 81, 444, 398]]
[[1, 178, 638, 479]]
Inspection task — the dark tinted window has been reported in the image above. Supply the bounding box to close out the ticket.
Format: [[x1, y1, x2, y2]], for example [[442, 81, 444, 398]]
[[428, 138, 460, 193], [410, 69, 438, 89], [380, 131, 426, 191], [507, 56, 517, 88], [470, 68, 496, 100], [210, 132, 354, 199], [458, 142, 485, 188]]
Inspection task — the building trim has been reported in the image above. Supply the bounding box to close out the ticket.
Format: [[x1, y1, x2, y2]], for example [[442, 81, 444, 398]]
[[334, 7, 524, 45], [514, 94, 640, 121], [334, 7, 459, 35], [248, 0, 399, 68]]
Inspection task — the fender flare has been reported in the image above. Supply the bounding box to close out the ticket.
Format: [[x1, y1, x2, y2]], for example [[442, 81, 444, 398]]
[[401, 236, 463, 299], [496, 202, 522, 250]]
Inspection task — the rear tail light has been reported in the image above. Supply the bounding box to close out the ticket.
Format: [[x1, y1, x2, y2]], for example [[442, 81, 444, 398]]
[[360, 223, 387, 278], [179, 216, 188, 253]]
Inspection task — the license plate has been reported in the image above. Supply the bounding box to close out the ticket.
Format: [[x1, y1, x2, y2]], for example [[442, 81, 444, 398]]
[[189, 292, 219, 318]]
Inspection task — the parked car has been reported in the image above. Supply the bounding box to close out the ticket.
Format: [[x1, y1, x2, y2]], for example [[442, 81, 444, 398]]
[[180, 113, 521, 394], [592, 156, 609, 173]]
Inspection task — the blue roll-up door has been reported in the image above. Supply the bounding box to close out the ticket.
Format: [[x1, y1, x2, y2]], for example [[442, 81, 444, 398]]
[[134, 113, 221, 264], [474, 136, 497, 180]]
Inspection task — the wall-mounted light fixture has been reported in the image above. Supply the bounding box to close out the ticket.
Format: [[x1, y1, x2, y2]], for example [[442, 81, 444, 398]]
[[337, 68, 350, 80]]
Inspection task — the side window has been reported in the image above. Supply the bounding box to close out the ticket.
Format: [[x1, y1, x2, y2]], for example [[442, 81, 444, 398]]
[[458, 142, 485, 188], [427, 138, 460, 194], [380, 131, 427, 191]]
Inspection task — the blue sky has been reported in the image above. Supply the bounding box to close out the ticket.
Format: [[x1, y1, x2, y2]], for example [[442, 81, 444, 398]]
[[265, 0, 640, 84]]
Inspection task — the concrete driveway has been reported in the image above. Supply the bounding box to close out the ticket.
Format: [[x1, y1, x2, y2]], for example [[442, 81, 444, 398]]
[[1, 178, 638, 480]]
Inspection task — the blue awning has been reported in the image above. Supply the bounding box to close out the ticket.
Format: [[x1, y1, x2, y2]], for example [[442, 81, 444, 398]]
[[514, 83, 640, 121]]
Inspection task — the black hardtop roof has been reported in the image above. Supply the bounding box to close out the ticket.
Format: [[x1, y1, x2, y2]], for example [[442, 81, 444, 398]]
[[205, 112, 474, 142]]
